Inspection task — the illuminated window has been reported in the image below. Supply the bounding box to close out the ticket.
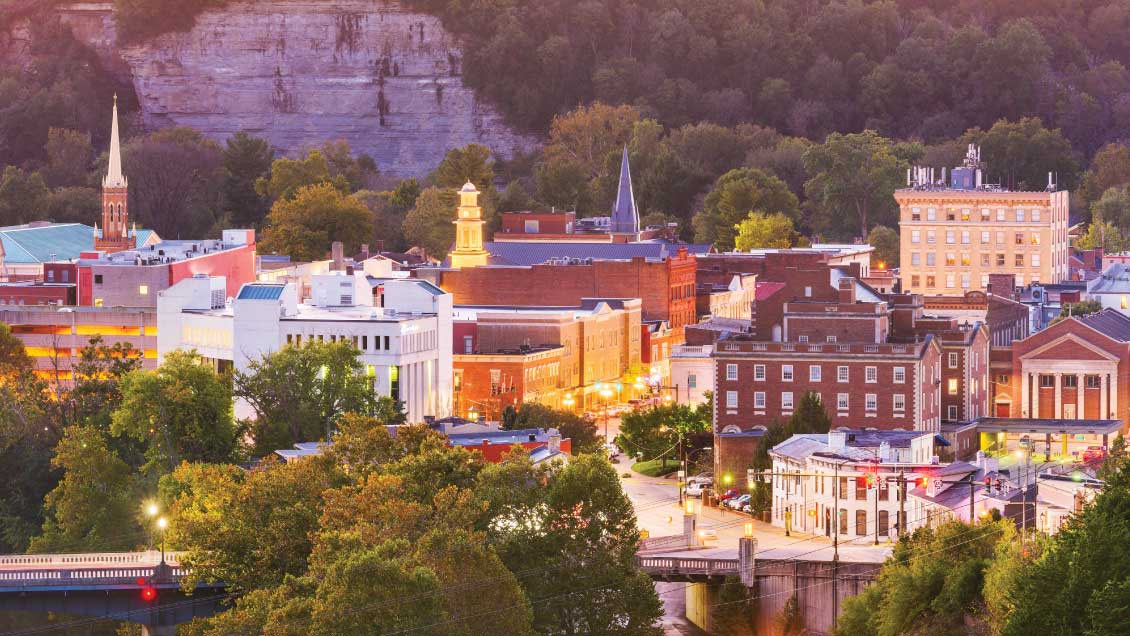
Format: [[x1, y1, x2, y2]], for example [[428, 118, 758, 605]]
[[138, 285, 149, 296], [94, 298, 103, 307], [961, 209, 970, 221], [1031, 233, 1040, 245], [948, 378, 959, 395]]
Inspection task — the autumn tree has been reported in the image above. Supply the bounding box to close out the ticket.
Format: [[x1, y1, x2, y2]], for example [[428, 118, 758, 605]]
[[866, 225, 900, 268], [694, 168, 799, 250], [733, 212, 805, 251], [804, 130, 906, 240], [402, 185, 457, 258], [260, 182, 373, 261]]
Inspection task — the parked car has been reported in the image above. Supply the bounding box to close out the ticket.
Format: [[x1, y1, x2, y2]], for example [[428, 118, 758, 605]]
[[604, 444, 620, 459], [719, 488, 740, 502], [726, 494, 752, 510], [1083, 446, 1107, 463], [684, 482, 706, 498], [687, 473, 713, 487]]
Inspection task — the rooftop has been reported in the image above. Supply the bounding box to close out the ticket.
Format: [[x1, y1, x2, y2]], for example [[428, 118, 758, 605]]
[[0, 222, 154, 264], [971, 417, 1123, 435], [447, 428, 563, 447], [1075, 309, 1130, 342], [479, 241, 710, 266], [78, 237, 246, 267], [1088, 263, 1130, 294]]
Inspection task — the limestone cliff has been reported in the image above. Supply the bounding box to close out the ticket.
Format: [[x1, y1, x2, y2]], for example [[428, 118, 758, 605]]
[[7, 1, 538, 177]]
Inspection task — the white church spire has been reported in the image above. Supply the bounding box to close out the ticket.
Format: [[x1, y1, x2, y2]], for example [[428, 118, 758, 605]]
[[102, 93, 127, 189]]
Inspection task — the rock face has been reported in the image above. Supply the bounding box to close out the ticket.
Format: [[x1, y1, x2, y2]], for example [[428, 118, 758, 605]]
[[12, 1, 538, 177]]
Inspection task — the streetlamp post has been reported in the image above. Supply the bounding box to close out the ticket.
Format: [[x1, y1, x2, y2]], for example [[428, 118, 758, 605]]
[[156, 516, 168, 565], [600, 386, 613, 443], [145, 502, 159, 551]]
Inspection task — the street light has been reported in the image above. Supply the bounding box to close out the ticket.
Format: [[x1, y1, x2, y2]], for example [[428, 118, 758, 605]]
[[156, 516, 168, 564], [600, 387, 613, 443], [562, 393, 575, 409]]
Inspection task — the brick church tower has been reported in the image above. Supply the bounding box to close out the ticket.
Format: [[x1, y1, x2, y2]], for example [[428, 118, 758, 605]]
[[95, 94, 133, 253]]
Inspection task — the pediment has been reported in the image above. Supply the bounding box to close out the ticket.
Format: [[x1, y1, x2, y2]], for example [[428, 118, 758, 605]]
[[1020, 333, 1119, 362]]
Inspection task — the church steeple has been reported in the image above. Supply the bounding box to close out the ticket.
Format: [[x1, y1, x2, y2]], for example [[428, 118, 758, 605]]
[[610, 146, 638, 236], [448, 182, 489, 269], [96, 94, 132, 253]]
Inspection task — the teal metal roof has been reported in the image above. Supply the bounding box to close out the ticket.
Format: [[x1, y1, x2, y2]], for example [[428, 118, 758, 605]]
[[0, 223, 156, 264], [237, 284, 285, 300]]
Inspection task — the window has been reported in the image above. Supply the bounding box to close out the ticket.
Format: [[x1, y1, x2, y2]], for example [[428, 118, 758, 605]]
[[1032, 254, 1041, 267], [927, 208, 936, 221], [997, 209, 1005, 221], [798, 335, 809, 343], [926, 252, 936, 266], [961, 209, 971, 221], [782, 365, 793, 382], [879, 510, 890, 537], [945, 253, 956, 266], [981, 274, 990, 288], [1015, 254, 1024, 267], [947, 210, 956, 221], [946, 230, 956, 244], [838, 366, 849, 383], [94, 298, 103, 307], [948, 405, 959, 420], [865, 394, 877, 411], [911, 275, 920, 287], [961, 253, 970, 266], [911, 230, 921, 244], [981, 253, 990, 266], [911, 252, 921, 266], [463, 335, 473, 354], [1086, 375, 1101, 389], [927, 230, 936, 244], [726, 391, 738, 408], [754, 392, 766, 408], [782, 392, 793, 409], [1015, 232, 1024, 245], [893, 367, 906, 383], [946, 273, 956, 288], [997, 253, 1006, 266], [911, 207, 921, 221], [948, 378, 959, 395], [94, 274, 103, 284], [948, 352, 958, 368], [688, 374, 697, 389], [726, 363, 738, 381], [996, 231, 1005, 245], [894, 394, 906, 411], [865, 366, 877, 383], [1031, 233, 1041, 245], [804, 286, 813, 297], [1032, 209, 1041, 222], [837, 393, 849, 410], [997, 374, 1009, 386], [1017, 209, 1026, 222], [138, 284, 148, 296], [754, 364, 766, 381], [961, 230, 970, 244], [840, 509, 848, 534], [1062, 374, 1078, 388], [810, 365, 822, 382], [981, 231, 990, 244], [981, 209, 991, 221], [1039, 374, 1055, 388], [856, 510, 867, 535], [826, 335, 837, 343]]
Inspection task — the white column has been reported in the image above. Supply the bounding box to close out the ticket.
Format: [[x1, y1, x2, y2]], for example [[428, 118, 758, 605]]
[[1032, 373, 1040, 419], [1101, 373, 1109, 419], [1111, 372, 1118, 420], [1076, 373, 1084, 419], [1021, 371, 1030, 418], [1054, 373, 1063, 419]]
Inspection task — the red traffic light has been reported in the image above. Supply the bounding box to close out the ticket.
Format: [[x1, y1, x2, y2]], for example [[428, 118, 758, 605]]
[[915, 476, 929, 488], [136, 577, 147, 586], [141, 586, 157, 602], [865, 473, 876, 489]]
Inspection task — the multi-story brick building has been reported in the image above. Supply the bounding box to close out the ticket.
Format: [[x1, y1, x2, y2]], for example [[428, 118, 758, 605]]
[[434, 248, 697, 332], [896, 146, 1071, 293], [453, 345, 566, 421]]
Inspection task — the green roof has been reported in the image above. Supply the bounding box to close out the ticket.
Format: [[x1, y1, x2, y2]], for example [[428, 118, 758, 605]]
[[0, 224, 155, 264]]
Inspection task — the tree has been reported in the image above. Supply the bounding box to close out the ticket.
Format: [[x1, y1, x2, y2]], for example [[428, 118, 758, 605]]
[[694, 168, 799, 250], [804, 130, 906, 240], [67, 336, 143, 432], [1091, 186, 1130, 231], [402, 186, 457, 258], [0, 166, 49, 226], [121, 127, 227, 238], [787, 392, 832, 434], [866, 225, 900, 268], [712, 576, 756, 636], [617, 403, 710, 467], [430, 143, 499, 231], [1076, 220, 1126, 253], [733, 212, 805, 250], [500, 402, 601, 454], [963, 118, 1079, 192], [43, 127, 93, 188], [28, 426, 139, 553], [234, 340, 383, 456], [112, 350, 239, 474], [221, 131, 274, 228], [254, 149, 350, 202], [260, 183, 373, 261], [1079, 143, 1130, 207], [544, 103, 640, 180], [1052, 299, 1103, 324], [41, 187, 100, 224]]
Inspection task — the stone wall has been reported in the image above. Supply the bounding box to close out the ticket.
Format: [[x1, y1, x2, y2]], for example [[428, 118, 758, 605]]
[[4, 1, 538, 177]]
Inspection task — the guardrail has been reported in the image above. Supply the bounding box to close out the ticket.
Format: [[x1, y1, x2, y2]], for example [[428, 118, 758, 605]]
[[0, 552, 184, 568], [636, 556, 739, 577], [639, 534, 690, 552], [0, 566, 191, 588]]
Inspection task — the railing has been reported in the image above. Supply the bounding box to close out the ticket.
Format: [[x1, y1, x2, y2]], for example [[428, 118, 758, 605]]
[[0, 566, 192, 588], [0, 551, 184, 567], [639, 534, 689, 552], [636, 556, 740, 577]]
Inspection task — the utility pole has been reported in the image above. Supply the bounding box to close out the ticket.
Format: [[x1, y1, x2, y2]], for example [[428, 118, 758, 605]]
[[968, 476, 975, 524], [898, 470, 906, 538], [832, 461, 840, 630], [874, 475, 880, 546]]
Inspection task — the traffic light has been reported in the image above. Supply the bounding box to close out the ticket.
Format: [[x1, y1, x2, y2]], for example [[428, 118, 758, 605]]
[[915, 476, 929, 489], [141, 585, 157, 602], [984, 476, 992, 493], [865, 473, 876, 489], [856, 475, 867, 489]]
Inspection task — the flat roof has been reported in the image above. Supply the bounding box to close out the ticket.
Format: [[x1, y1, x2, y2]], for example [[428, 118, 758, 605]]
[[972, 417, 1122, 435]]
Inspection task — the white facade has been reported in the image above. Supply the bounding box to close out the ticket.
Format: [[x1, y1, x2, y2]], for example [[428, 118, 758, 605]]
[[670, 345, 713, 405], [157, 272, 453, 423], [769, 431, 937, 541]]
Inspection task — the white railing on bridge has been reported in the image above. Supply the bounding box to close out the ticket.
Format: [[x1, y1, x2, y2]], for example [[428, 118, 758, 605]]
[[0, 551, 184, 568], [637, 556, 740, 577]]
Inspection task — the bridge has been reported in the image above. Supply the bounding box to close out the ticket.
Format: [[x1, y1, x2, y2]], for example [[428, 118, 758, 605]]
[[0, 552, 227, 636]]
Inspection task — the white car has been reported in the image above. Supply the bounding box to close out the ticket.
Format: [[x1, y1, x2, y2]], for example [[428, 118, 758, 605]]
[[684, 482, 706, 498]]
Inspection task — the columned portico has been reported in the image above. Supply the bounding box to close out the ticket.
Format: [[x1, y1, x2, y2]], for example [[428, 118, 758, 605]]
[[1019, 361, 1118, 420]]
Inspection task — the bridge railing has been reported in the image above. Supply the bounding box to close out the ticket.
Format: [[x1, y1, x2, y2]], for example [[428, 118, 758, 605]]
[[637, 556, 740, 576], [0, 566, 191, 587], [0, 551, 185, 568]]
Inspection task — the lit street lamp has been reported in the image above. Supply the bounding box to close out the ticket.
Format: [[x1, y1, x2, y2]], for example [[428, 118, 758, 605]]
[[156, 517, 168, 565]]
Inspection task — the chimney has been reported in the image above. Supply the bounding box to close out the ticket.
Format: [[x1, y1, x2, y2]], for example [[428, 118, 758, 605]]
[[548, 429, 562, 454], [360, 244, 370, 260], [879, 441, 891, 462], [828, 431, 846, 453], [838, 277, 856, 304], [331, 241, 344, 271]]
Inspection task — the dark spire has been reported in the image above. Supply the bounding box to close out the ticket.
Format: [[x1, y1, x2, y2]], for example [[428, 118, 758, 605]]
[[611, 146, 639, 235]]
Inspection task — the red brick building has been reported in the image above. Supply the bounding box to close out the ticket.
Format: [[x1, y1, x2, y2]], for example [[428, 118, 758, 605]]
[[993, 309, 1130, 424], [436, 249, 697, 332], [0, 282, 75, 306], [453, 345, 565, 421]]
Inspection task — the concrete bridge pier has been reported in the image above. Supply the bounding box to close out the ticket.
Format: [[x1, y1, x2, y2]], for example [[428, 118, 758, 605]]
[[142, 625, 176, 636]]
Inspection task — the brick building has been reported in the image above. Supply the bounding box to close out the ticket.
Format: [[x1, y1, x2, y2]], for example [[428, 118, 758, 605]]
[[0, 282, 75, 306], [453, 345, 565, 421], [434, 248, 697, 332], [993, 309, 1130, 426]]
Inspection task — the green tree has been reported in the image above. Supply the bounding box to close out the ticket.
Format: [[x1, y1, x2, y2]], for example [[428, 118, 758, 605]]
[[1079, 143, 1130, 207], [43, 127, 93, 188], [804, 130, 906, 240], [618, 403, 709, 467], [0, 166, 49, 226], [866, 225, 900, 269], [261, 182, 373, 261], [234, 340, 383, 456], [788, 392, 832, 434], [963, 118, 1079, 192], [430, 143, 499, 231], [500, 402, 601, 454], [112, 350, 238, 474], [733, 211, 805, 250], [256, 149, 350, 202], [66, 336, 143, 432], [41, 186, 100, 224], [402, 185, 457, 258], [544, 103, 640, 180], [1052, 299, 1103, 324], [712, 575, 757, 636], [1076, 220, 1126, 253], [1091, 186, 1130, 231], [694, 168, 799, 250], [28, 426, 139, 553], [221, 131, 274, 228]]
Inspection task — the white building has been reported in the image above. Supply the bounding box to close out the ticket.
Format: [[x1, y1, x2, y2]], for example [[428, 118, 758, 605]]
[[669, 344, 713, 405], [769, 430, 938, 541], [157, 271, 453, 423], [1034, 472, 1102, 534], [1086, 263, 1130, 314]]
